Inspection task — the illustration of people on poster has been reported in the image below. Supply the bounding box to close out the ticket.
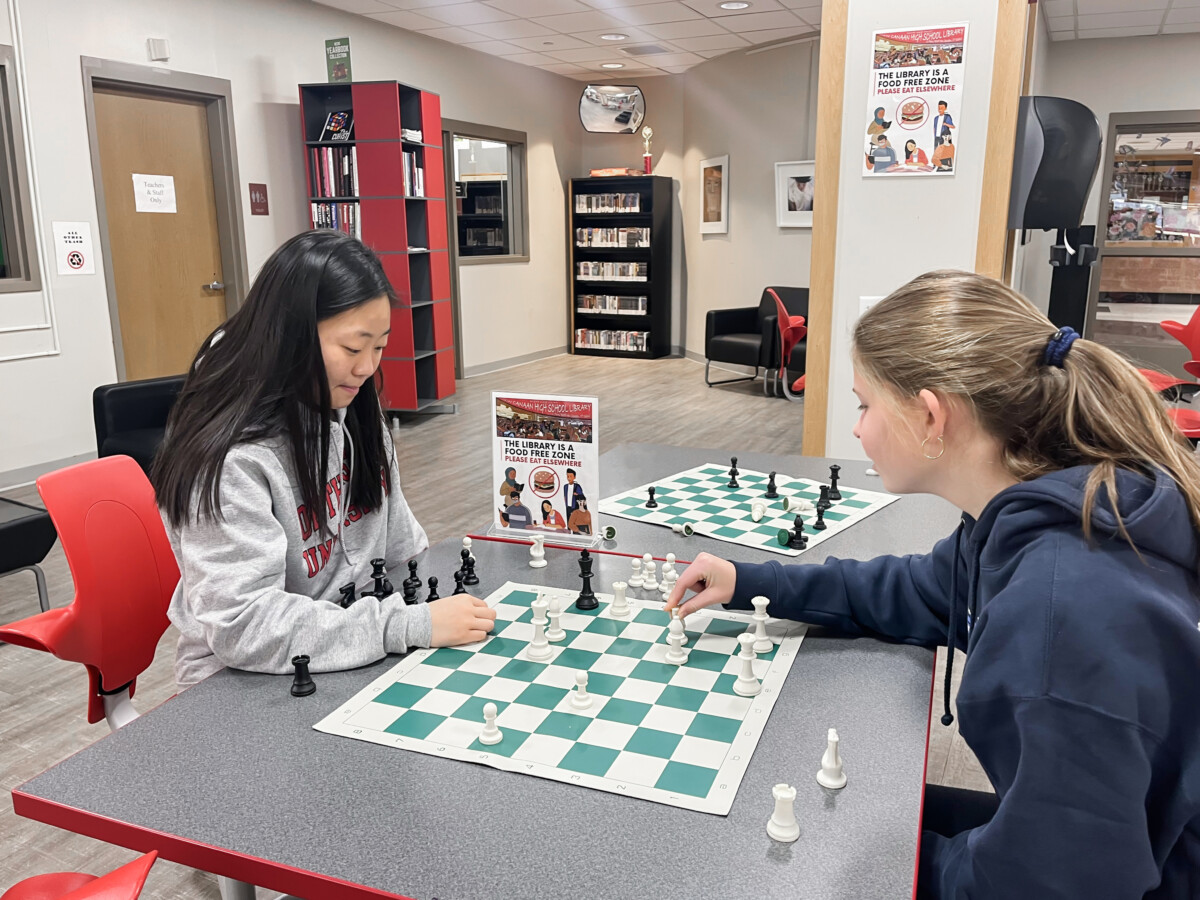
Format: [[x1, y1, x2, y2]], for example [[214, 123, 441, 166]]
[[864, 24, 968, 177], [492, 392, 599, 541]]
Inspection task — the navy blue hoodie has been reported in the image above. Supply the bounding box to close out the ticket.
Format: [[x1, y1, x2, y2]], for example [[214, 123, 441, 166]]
[[730, 466, 1200, 898]]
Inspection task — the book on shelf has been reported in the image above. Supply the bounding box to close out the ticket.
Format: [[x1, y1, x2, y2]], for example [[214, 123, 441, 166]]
[[311, 201, 361, 239], [319, 110, 354, 142], [401, 127, 423, 142], [402, 150, 425, 197], [576, 261, 648, 281], [309, 145, 358, 198], [474, 195, 503, 215], [575, 226, 650, 248], [574, 328, 649, 352], [465, 227, 504, 247], [574, 192, 641, 214], [576, 294, 648, 315], [589, 167, 642, 177]]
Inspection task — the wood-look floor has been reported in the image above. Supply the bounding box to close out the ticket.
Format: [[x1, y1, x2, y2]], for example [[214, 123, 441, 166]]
[[0, 353, 989, 897]]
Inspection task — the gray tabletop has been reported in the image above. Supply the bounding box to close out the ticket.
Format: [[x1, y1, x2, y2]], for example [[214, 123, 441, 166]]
[[16, 450, 957, 900]]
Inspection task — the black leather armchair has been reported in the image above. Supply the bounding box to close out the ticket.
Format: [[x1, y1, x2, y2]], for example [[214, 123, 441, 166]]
[[93, 375, 186, 474], [705, 286, 810, 394]]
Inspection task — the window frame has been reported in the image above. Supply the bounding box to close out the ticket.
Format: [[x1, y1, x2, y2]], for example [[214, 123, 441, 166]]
[[443, 119, 529, 265], [0, 43, 41, 293]]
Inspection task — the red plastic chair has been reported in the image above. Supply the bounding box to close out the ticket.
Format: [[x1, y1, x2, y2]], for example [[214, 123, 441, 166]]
[[1168, 407, 1200, 447], [0, 456, 178, 729], [1159, 304, 1200, 360], [767, 288, 807, 401], [1, 851, 156, 900]]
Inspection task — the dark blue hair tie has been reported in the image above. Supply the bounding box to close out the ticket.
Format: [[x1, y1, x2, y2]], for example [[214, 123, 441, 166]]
[[1041, 327, 1079, 368]]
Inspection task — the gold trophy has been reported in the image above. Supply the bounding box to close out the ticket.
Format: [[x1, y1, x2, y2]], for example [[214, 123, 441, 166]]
[[642, 125, 653, 175]]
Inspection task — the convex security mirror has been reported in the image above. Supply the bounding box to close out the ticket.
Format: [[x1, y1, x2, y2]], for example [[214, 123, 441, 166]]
[[579, 85, 645, 134]]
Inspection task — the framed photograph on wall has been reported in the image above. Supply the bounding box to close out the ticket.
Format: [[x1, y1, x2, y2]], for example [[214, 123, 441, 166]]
[[775, 160, 815, 228], [699, 154, 729, 234]]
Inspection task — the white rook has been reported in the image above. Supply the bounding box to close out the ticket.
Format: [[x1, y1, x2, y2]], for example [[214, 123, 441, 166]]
[[766, 783, 800, 843]]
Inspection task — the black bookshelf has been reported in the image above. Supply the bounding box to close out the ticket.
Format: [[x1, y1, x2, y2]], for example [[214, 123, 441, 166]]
[[569, 175, 672, 359], [456, 180, 509, 256]]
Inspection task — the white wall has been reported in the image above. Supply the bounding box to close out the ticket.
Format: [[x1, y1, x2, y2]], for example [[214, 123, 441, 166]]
[[1012, 6, 1054, 313], [826, 1, 1000, 459], [0, 0, 584, 474]]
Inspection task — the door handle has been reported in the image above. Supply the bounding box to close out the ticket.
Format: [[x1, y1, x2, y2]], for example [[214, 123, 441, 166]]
[[202, 281, 225, 291]]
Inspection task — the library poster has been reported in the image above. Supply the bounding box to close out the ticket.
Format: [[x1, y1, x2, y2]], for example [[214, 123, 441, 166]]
[[492, 392, 599, 540], [325, 37, 352, 83], [864, 23, 968, 177]]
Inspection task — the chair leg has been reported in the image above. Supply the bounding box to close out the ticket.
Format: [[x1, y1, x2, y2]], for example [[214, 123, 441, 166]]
[[31, 565, 49, 612], [763, 369, 774, 396], [102, 688, 140, 732], [705, 359, 759, 387], [219, 877, 258, 900]]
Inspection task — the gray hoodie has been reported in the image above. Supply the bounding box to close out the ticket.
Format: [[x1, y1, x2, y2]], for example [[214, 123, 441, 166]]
[[166, 411, 430, 685]]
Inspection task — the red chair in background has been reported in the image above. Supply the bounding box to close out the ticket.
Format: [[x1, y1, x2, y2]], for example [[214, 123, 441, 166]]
[[1, 851, 157, 900], [0, 456, 178, 730], [767, 288, 807, 400], [1158, 303, 1200, 361]]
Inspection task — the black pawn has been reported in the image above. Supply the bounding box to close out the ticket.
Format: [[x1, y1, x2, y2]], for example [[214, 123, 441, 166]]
[[426, 576, 440, 602], [401, 578, 418, 604], [453, 571, 467, 595], [290, 655, 315, 697], [790, 514, 809, 549], [338, 582, 357, 608], [813, 505, 827, 531], [646, 486, 659, 508], [828, 465, 842, 501], [764, 471, 779, 499], [817, 485, 832, 512], [576, 549, 598, 610], [463, 554, 478, 586], [404, 559, 420, 594], [727, 456, 740, 489]]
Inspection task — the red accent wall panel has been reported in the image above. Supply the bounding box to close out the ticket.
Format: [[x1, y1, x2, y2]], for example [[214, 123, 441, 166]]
[[427, 200, 448, 251], [420, 93, 442, 145], [435, 348, 455, 399], [423, 148, 445, 200], [387, 308, 415, 358], [356, 142, 405, 197], [432, 299, 454, 350], [352, 83, 402, 140], [360, 198, 408, 253], [379, 254, 411, 306], [431, 251, 451, 301], [379, 358, 418, 410]]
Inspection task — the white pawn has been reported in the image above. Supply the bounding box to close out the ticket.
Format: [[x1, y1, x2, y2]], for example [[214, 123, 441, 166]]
[[610, 581, 630, 618], [526, 597, 552, 660], [766, 783, 800, 843], [479, 701, 503, 745], [816, 728, 847, 789], [865, 467, 879, 477], [664, 552, 676, 577], [751, 499, 766, 523], [546, 594, 565, 642], [642, 559, 659, 591], [462, 536, 475, 564], [570, 670, 592, 709], [665, 612, 689, 665], [529, 533, 547, 568], [660, 566, 678, 599], [628, 556, 644, 589], [750, 595, 772, 654], [733, 632, 761, 697], [659, 553, 676, 594]]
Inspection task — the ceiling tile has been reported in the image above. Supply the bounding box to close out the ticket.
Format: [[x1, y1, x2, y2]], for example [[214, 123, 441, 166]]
[[1163, 22, 1200, 31], [421, 24, 499, 42], [485, 0, 592, 15], [313, 0, 397, 14], [738, 24, 813, 43], [547, 45, 627, 60], [538, 61, 590, 73], [1076, 24, 1163, 37], [417, 2, 517, 25], [1039, 0, 1074, 15], [366, 9, 450, 28], [1047, 16, 1075, 31], [714, 9, 805, 31], [531, 9, 631, 29], [610, 2, 705, 25], [1173, 0, 1200, 7], [680, 0, 785, 16], [578, 0, 678, 8], [696, 47, 738, 57], [500, 50, 562, 63], [778, 0, 821, 9], [363, 0, 464, 7], [1048, 30, 1077, 40], [1077, 10, 1167, 27], [671, 31, 751, 50], [640, 18, 727, 38], [1167, 6, 1200, 23], [658, 65, 695, 73], [1076, 0, 1167, 11], [462, 38, 531, 53], [624, 49, 704, 65], [571, 25, 662, 44], [506, 32, 593, 49], [465, 18, 557, 37]]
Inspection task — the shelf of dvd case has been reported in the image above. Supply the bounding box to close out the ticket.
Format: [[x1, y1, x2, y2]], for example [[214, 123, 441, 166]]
[[573, 328, 650, 353]]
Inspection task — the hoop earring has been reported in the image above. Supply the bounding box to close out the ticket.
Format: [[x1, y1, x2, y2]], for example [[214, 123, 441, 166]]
[[922, 436, 945, 460]]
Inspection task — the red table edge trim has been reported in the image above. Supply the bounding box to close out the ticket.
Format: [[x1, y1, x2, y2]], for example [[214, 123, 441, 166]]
[[467, 533, 693, 565], [9, 792, 414, 900], [912, 655, 936, 899]]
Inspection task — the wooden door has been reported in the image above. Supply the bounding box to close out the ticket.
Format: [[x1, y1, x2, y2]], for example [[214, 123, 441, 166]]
[[93, 88, 226, 380]]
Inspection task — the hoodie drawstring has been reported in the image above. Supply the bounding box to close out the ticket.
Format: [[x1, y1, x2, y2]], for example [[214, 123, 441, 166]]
[[942, 521, 965, 727], [338, 422, 355, 566]]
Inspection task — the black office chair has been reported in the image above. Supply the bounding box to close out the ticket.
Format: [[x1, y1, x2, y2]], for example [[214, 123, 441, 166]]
[[92, 375, 185, 474], [0, 497, 56, 613], [705, 287, 809, 395]]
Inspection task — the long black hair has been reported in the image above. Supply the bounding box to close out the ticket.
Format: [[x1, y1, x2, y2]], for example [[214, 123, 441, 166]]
[[153, 230, 396, 536]]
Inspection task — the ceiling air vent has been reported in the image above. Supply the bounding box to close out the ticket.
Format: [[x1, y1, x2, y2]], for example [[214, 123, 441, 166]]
[[621, 44, 673, 56]]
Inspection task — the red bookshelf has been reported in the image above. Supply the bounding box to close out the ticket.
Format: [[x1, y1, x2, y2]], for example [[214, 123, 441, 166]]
[[299, 80, 455, 413]]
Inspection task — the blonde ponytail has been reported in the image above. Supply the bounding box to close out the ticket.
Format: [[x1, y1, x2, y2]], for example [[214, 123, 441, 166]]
[[852, 270, 1200, 545]]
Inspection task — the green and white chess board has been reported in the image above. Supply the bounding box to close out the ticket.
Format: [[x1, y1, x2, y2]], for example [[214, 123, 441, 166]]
[[598, 463, 899, 557], [314, 581, 806, 815]]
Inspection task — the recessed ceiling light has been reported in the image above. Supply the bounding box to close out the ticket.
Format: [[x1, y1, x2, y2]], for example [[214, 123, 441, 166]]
[[719, 1, 750, 8], [600, 33, 628, 41], [601, 62, 625, 68]]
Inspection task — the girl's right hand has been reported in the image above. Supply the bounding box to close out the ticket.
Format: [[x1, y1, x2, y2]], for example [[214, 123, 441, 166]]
[[429, 595, 497, 646], [664, 552, 737, 620]]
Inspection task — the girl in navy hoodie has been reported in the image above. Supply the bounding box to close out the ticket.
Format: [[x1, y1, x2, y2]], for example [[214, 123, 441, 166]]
[[667, 270, 1200, 899]]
